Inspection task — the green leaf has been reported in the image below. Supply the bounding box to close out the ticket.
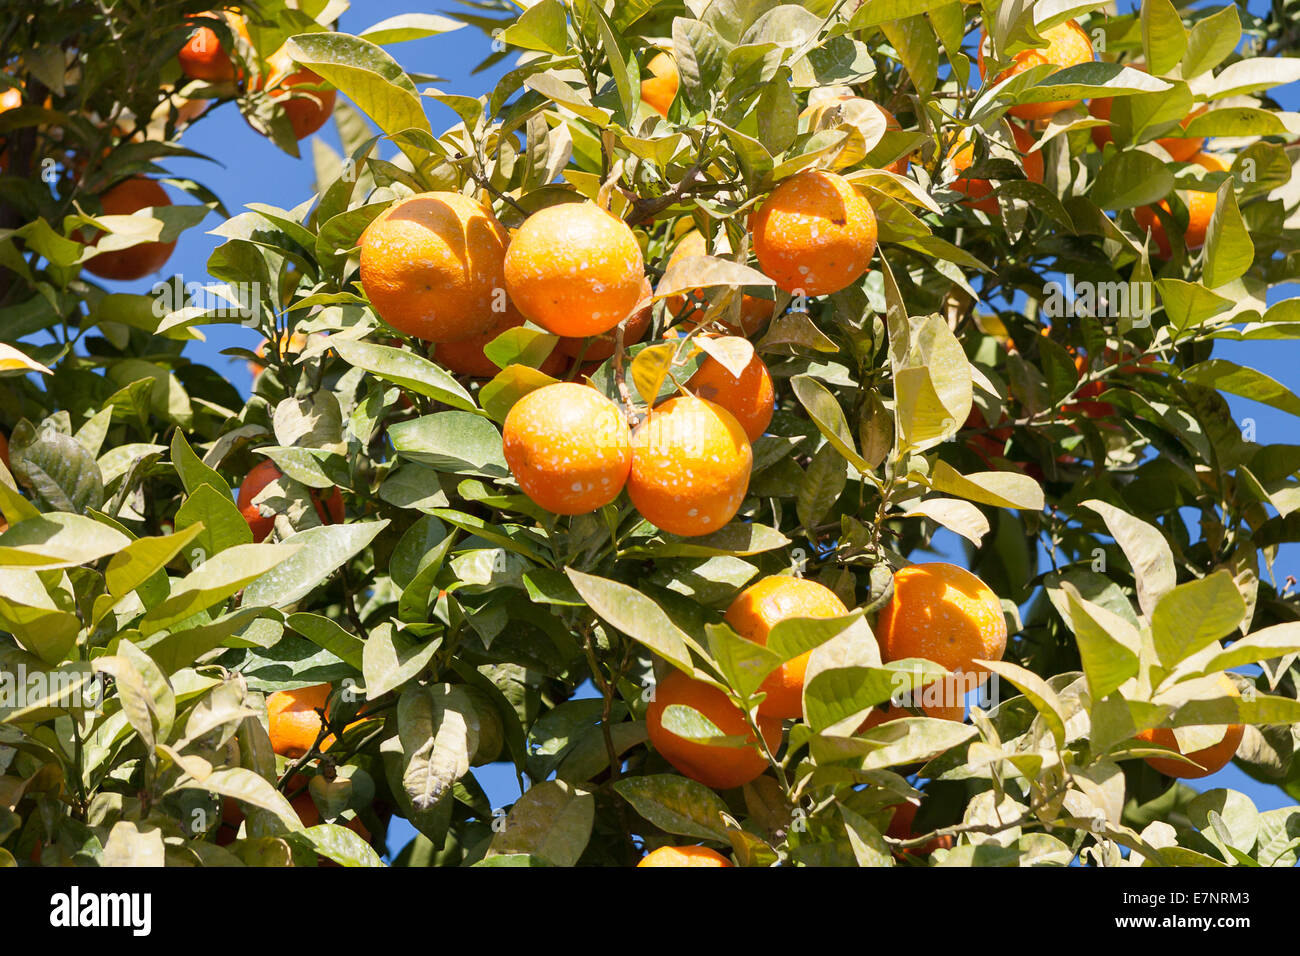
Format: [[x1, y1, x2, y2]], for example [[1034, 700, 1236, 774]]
[[139, 543, 298, 635], [388, 412, 508, 477], [790, 375, 870, 473], [981, 659, 1067, 749], [1141, 0, 1187, 76], [9, 419, 105, 513], [0, 514, 130, 570], [363, 624, 441, 699], [488, 780, 593, 867], [565, 568, 698, 674], [891, 313, 972, 451], [292, 824, 385, 867], [174, 484, 253, 565], [929, 460, 1044, 510], [1191, 623, 1300, 677], [332, 339, 476, 412], [1060, 582, 1141, 701], [614, 774, 731, 843], [1181, 6, 1241, 78], [287, 612, 365, 671], [285, 33, 431, 139], [170, 429, 231, 499], [104, 524, 204, 600], [1202, 181, 1255, 289], [502, 0, 568, 54], [1080, 499, 1176, 618], [797, 442, 847, 531], [1157, 279, 1232, 337], [1090, 151, 1175, 210], [1181, 360, 1300, 419], [241, 521, 388, 609], [398, 683, 477, 810], [1150, 571, 1246, 669], [803, 659, 949, 734]]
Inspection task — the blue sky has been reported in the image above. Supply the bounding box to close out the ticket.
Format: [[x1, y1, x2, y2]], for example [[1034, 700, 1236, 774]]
[[83, 1, 1298, 855]]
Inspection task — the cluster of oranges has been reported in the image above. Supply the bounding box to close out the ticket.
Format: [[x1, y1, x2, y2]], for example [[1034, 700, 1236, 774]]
[[74, 10, 335, 283], [634, 562, 1008, 863], [973, 18, 1228, 257], [355, 174, 872, 537]]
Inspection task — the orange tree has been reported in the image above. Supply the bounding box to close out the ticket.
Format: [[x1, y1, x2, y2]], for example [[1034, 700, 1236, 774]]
[[1, 0, 1300, 868]]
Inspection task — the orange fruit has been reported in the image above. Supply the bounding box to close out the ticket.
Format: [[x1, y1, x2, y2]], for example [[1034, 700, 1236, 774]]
[[1136, 675, 1244, 779], [686, 347, 774, 442], [627, 395, 752, 537], [637, 845, 732, 867], [83, 177, 177, 281], [751, 169, 877, 296], [177, 11, 249, 83], [360, 192, 509, 343], [1134, 152, 1230, 258], [1089, 92, 1205, 161], [724, 576, 849, 719], [436, 306, 568, 378], [254, 52, 337, 140], [948, 122, 1043, 214], [504, 201, 646, 337], [640, 52, 679, 118], [267, 684, 341, 757], [645, 668, 782, 790], [238, 458, 345, 542], [663, 230, 774, 336], [979, 19, 1095, 121], [875, 562, 1007, 680], [502, 383, 632, 515], [557, 277, 653, 359]]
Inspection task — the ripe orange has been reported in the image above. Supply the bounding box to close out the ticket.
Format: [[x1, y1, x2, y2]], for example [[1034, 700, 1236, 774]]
[[238, 458, 345, 542], [83, 177, 177, 281], [557, 277, 653, 359], [177, 11, 249, 83], [502, 383, 632, 515], [436, 305, 568, 377], [1089, 92, 1206, 161], [948, 123, 1043, 214], [267, 684, 341, 757], [627, 395, 752, 537], [724, 576, 849, 719], [1136, 675, 1244, 779], [504, 201, 646, 338], [875, 562, 1007, 680], [645, 668, 782, 790], [254, 52, 337, 140], [751, 169, 877, 296], [360, 192, 510, 343], [663, 230, 774, 336], [979, 19, 1095, 121], [686, 348, 774, 442], [637, 845, 732, 867], [641, 52, 679, 118], [1134, 152, 1230, 258]]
